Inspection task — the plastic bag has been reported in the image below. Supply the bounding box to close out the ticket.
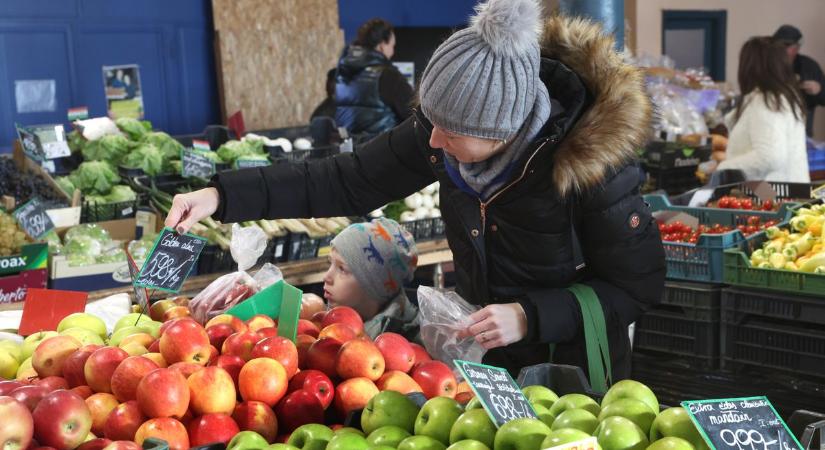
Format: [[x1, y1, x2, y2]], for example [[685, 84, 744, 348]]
[[417, 286, 486, 367], [230, 223, 268, 272], [253, 263, 284, 290]]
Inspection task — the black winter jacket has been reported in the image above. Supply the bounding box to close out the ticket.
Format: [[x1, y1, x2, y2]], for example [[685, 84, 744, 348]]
[[211, 17, 666, 381]]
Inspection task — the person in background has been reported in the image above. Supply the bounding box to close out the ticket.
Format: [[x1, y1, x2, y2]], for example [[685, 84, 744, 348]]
[[773, 25, 825, 136], [335, 18, 414, 139], [716, 37, 809, 182], [309, 68, 338, 121], [322, 218, 420, 341]]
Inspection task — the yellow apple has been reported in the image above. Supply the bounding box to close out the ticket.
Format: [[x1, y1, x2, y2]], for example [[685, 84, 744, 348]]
[[60, 327, 105, 346], [58, 312, 108, 339]]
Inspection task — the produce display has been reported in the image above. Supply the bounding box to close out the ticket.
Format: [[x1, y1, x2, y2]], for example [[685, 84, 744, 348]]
[[0, 209, 31, 256], [374, 183, 441, 222], [657, 217, 781, 243], [707, 196, 777, 211], [49, 223, 155, 267], [747, 204, 825, 272], [0, 159, 68, 208]]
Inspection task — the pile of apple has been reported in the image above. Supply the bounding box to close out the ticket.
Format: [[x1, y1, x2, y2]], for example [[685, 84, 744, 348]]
[[0, 298, 463, 450]]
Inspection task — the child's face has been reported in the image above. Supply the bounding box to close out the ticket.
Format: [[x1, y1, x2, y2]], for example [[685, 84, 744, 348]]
[[323, 248, 375, 319]]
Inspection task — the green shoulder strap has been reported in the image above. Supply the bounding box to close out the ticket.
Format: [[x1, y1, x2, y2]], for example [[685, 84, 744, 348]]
[[565, 283, 613, 393]]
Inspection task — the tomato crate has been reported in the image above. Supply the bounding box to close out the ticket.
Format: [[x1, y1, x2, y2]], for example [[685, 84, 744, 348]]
[[645, 194, 795, 283]]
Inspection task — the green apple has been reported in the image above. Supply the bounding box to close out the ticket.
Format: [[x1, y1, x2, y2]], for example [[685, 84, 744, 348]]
[[552, 408, 599, 434], [542, 428, 593, 448], [0, 350, 19, 379], [362, 390, 420, 435], [367, 425, 411, 448], [646, 437, 694, 450], [58, 312, 107, 339], [368, 446, 397, 450], [397, 435, 447, 450], [493, 417, 552, 450], [415, 397, 463, 444], [16, 357, 32, 378], [138, 320, 162, 338], [533, 403, 555, 428], [108, 326, 144, 346], [602, 380, 659, 415], [465, 397, 482, 410], [21, 331, 59, 360], [335, 427, 365, 437], [114, 313, 153, 332], [448, 409, 496, 448], [287, 424, 334, 450], [0, 340, 22, 361], [599, 399, 656, 435], [446, 440, 490, 450], [59, 327, 105, 346], [595, 416, 648, 450], [228, 431, 269, 450], [264, 445, 300, 450], [550, 394, 600, 418], [649, 408, 707, 450], [522, 385, 559, 409], [326, 432, 369, 450]]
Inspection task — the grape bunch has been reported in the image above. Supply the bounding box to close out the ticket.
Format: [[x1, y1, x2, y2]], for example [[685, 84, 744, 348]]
[[0, 159, 67, 207], [0, 210, 31, 256]]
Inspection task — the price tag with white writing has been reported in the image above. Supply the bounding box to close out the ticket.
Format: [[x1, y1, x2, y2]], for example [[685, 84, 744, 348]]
[[13, 197, 55, 239], [234, 158, 271, 169], [455, 359, 536, 427], [181, 149, 216, 179], [682, 397, 802, 450], [134, 227, 207, 293]]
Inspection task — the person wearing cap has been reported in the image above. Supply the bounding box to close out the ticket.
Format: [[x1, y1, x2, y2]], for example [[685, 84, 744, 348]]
[[165, 0, 665, 380], [773, 24, 825, 136], [322, 218, 420, 340]]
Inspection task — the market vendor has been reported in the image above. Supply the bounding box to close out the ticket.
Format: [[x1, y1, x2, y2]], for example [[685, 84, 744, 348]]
[[165, 0, 666, 381]]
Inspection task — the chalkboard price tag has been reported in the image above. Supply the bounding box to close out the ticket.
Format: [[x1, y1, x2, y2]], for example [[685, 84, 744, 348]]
[[13, 197, 55, 239], [234, 158, 271, 169], [455, 359, 537, 427], [682, 397, 803, 450], [181, 149, 216, 179], [134, 227, 207, 293], [16, 125, 45, 161]]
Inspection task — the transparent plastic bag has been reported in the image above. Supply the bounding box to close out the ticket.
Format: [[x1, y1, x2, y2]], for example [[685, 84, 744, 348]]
[[230, 223, 268, 272], [417, 286, 486, 367], [253, 263, 283, 290]]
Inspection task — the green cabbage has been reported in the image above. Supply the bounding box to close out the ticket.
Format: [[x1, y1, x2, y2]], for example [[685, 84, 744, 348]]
[[69, 161, 121, 195], [122, 143, 164, 176], [55, 176, 76, 197], [143, 132, 184, 160], [105, 185, 137, 203], [216, 140, 266, 165], [64, 235, 104, 258], [67, 130, 85, 153], [81, 134, 133, 165], [127, 239, 154, 260], [96, 247, 126, 264], [65, 224, 111, 243], [116, 117, 151, 141], [68, 253, 97, 267]]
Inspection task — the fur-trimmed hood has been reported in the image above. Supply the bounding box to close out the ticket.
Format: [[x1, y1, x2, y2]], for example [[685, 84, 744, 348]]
[[542, 16, 652, 196]]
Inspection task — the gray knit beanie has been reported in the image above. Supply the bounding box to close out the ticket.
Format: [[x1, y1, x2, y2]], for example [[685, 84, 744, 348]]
[[331, 218, 418, 304], [419, 0, 544, 140]]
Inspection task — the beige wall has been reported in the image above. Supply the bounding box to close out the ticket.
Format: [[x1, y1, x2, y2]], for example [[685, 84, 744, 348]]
[[630, 0, 825, 139]]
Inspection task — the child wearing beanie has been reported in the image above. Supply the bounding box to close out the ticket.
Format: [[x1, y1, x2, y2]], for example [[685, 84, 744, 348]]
[[323, 218, 420, 340]]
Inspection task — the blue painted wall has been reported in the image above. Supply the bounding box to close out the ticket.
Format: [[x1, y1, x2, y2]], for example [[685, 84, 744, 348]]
[[338, 0, 476, 44]]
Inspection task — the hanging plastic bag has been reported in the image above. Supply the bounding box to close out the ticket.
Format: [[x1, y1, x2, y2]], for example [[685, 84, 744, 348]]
[[417, 286, 486, 368]]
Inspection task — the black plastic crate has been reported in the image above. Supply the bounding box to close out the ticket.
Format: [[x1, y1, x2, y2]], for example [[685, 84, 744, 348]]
[[81, 198, 140, 222], [721, 287, 825, 327], [634, 310, 719, 368], [641, 141, 713, 170], [173, 125, 235, 150], [197, 240, 276, 275], [286, 233, 333, 261], [269, 145, 338, 163], [269, 234, 290, 263], [643, 165, 703, 195], [658, 281, 721, 321]]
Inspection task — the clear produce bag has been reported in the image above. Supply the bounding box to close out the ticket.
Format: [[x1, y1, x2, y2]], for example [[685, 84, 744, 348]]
[[417, 286, 486, 367]]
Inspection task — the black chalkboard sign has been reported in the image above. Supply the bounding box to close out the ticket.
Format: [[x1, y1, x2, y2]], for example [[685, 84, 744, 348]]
[[683, 397, 803, 450], [234, 158, 271, 169], [181, 149, 216, 179], [13, 197, 55, 239], [134, 227, 207, 293], [455, 359, 537, 427]]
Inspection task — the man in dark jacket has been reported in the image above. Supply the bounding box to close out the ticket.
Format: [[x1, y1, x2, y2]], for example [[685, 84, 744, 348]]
[[335, 18, 414, 139], [774, 25, 825, 136], [166, 2, 665, 383]]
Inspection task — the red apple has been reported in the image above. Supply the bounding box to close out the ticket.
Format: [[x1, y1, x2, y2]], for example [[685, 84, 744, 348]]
[[287, 369, 334, 410], [10, 385, 51, 412], [0, 396, 34, 450], [205, 314, 247, 334], [238, 358, 287, 406], [207, 345, 219, 365], [232, 401, 278, 443], [305, 338, 342, 379], [221, 331, 262, 362], [251, 337, 299, 379], [84, 347, 129, 394], [411, 360, 456, 399], [186, 414, 239, 446], [111, 356, 159, 402], [103, 401, 144, 441], [162, 306, 191, 322], [101, 441, 141, 450], [300, 293, 326, 320], [256, 327, 279, 339], [376, 370, 423, 395], [143, 353, 166, 368], [168, 362, 203, 379], [32, 376, 68, 392], [333, 377, 378, 416], [76, 438, 111, 450], [158, 318, 196, 338], [134, 418, 189, 450], [310, 310, 327, 326], [335, 338, 385, 381], [85, 393, 119, 436], [322, 306, 364, 336], [274, 389, 324, 433], [32, 390, 92, 450], [245, 315, 276, 332], [159, 320, 210, 366], [296, 320, 320, 338], [374, 332, 415, 372], [410, 343, 431, 364], [318, 323, 357, 343], [0, 380, 24, 395], [295, 334, 316, 368], [136, 368, 189, 419], [62, 347, 98, 388], [147, 341, 160, 353], [211, 355, 244, 387], [149, 300, 176, 322], [32, 336, 81, 377], [71, 386, 94, 400], [205, 324, 234, 350], [188, 366, 236, 415]]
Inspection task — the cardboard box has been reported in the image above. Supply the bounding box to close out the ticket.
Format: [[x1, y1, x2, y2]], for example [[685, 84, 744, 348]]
[[0, 243, 49, 305]]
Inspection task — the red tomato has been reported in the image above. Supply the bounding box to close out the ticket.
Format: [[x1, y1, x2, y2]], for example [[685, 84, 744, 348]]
[[745, 225, 758, 235], [718, 197, 730, 208], [762, 199, 774, 211], [728, 199, 741, 209], [747, 216, 761, 226], [740, 199, 753, 210]]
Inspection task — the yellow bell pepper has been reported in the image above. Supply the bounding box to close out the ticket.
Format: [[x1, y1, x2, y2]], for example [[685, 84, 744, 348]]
[[800, 252, 825, 272], [758, 262, 772, 269], [784, 261, 799, 271], [783, 232, 815, 260], [765, 226, 784, 240], [815, 266, 825, 274], [750, 249, 766, 266], [764, 238, 785, 255], [769, 252, 787, 269]]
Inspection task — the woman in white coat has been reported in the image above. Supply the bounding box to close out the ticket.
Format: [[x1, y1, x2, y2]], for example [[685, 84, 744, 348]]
[[716, 37, 809, 182]]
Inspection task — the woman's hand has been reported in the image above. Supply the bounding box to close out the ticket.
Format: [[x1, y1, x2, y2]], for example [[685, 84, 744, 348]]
[[164, 188, 220, 234], [459, 302, 527, 350]]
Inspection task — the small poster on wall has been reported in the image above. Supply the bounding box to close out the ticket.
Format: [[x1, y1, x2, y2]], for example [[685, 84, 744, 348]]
[[102, 64, 144, 120]]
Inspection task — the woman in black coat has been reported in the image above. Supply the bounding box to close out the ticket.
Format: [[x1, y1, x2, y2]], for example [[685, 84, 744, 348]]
[[166, 1, 666, 382]]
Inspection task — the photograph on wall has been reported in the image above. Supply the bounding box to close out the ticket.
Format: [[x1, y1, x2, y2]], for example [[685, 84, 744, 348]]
[[102, 64, 144, 120]]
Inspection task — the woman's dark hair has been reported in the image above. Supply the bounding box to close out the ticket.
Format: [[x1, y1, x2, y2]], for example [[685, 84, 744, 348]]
[[734, 36, 806, 123], [354, 18, 394, 49]]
